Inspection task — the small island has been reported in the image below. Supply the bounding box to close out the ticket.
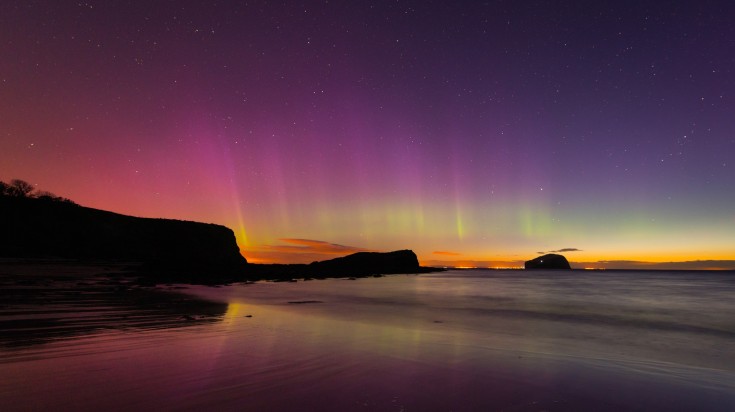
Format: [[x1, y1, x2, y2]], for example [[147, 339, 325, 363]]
[[524, 253, 572, 270]]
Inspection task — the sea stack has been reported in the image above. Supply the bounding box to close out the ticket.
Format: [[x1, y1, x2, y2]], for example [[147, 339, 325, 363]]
[[525, 253, 571, 270]]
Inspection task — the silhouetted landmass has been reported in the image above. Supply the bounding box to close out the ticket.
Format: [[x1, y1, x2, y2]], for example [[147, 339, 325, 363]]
[[247, 250, 432, 280], [1, 186, 435, 283], [525, 253, 572, 270], [0, 195, 248, 282], [311, 250, 420, 275]]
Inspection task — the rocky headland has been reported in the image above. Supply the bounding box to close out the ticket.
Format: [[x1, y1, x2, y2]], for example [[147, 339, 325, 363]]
[[1, 185, 432, 283], [248, 249, 431, 280], [524, 253, 572, 270], [1, 194, 248, 282]]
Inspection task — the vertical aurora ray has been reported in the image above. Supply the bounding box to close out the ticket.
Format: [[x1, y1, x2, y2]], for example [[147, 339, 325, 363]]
[[454, 204, 465, 241], [229, 185, 250, 248], [182, 119, 252, 250]]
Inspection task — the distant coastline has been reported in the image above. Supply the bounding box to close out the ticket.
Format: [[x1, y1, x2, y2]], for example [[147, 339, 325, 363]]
[[440, 266, 734, 273], [425, 260, 735, 271]]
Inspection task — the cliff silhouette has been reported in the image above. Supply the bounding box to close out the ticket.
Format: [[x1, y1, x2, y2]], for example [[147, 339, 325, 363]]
[[244, 250, 427, 280], [0, 195, 248, 281], [1, 184, 429, 282], [309, 250, 420, 276]]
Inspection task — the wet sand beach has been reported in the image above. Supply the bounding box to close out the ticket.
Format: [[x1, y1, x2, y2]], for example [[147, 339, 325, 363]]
[[0, 260, 227, 349], [1, 265, 734, 411]]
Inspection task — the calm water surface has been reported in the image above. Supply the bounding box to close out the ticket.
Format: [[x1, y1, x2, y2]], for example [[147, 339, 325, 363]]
[[2, 269, 735, 411]]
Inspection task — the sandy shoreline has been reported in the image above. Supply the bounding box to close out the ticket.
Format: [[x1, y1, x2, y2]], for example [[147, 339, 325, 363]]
[[0, 258, 141, 277], [2, 264, 735, 411], [0, 260, 228, 349]]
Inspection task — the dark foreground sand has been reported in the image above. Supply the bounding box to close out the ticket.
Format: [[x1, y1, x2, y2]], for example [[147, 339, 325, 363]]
[[0, 260, 227, 348], [1, 263, 734, 411]]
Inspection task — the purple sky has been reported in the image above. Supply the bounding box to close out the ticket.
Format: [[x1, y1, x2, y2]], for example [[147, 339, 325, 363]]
[[1, 1, 734, 268]]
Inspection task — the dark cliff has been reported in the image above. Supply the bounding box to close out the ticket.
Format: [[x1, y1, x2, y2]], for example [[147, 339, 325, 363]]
[[308, 250, 420, 276], [1, 193, 432, 282], [246, 249, 427, 279], [0, 196, 248, 280], [524, 253, 571, 270]]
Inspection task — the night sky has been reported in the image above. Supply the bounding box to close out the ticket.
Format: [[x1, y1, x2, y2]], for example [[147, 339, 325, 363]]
[[2, 1, 734, 268]]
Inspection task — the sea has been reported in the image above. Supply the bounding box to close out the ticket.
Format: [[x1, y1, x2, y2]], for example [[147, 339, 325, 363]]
[[1, 269, 734, 411]]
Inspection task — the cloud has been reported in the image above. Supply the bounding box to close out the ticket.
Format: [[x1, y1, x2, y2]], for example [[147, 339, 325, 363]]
[[274, 238, 368, 254], [243, 239, 371, 264], [433, 251, 463, 256], [539, 248, 582, 254]]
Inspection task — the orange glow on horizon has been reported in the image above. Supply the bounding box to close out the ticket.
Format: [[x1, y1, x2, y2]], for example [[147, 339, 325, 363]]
[[244, 249, 732, 267]]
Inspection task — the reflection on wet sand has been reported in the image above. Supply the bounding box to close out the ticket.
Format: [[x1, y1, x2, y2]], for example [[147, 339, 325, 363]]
[[0, 262, 227, 349], [2, 268, 735, 411]]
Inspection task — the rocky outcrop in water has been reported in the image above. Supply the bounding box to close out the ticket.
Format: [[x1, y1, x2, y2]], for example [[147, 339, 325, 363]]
[[524, 253, 571, 270]]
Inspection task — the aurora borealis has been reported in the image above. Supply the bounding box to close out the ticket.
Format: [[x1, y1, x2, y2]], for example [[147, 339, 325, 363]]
[[2, 1, 734, 268]]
